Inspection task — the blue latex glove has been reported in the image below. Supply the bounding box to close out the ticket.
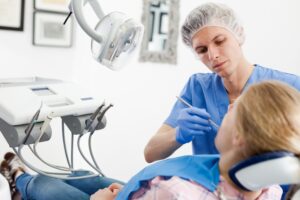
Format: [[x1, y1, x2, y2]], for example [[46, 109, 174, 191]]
[[175, 107, 212, 144]]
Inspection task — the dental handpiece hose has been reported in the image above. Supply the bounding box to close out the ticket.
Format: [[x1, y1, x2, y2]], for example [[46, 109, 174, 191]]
[[176, 96, 219, 129]]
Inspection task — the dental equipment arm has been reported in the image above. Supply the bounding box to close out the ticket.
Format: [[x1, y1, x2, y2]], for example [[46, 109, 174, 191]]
[[71, 0, 103, 43], [67, 0, 144, 70]]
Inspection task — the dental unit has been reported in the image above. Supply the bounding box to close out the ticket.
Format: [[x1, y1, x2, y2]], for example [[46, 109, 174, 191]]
[[0, 77, 112, 179]]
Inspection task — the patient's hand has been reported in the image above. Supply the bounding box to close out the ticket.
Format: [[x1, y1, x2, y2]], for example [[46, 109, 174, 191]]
[[90, 183, 123, 200], [108, 183, 123, 191], [90, 188, 116, 200]]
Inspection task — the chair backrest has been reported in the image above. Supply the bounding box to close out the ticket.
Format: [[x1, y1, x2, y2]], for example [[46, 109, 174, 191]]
[[0, 173, 11, 200]]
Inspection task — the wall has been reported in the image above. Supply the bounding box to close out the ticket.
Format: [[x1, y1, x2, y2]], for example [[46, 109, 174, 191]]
[[0, 0, 300, 182]]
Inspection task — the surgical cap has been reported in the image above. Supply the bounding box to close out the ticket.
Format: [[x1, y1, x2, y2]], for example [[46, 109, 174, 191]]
[[181, 2, 245, 47]]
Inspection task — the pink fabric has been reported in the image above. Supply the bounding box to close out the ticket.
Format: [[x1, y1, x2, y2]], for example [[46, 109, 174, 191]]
[[131, 176, 282, 200]]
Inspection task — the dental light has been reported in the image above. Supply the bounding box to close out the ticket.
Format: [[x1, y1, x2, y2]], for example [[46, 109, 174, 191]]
[[68, 0, 144, 70]]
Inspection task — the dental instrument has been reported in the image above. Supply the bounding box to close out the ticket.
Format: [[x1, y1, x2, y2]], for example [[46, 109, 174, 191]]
[[83, 101, 106, 134], [22, 103, 42, 145], [88, 104, 113, 172], [77, 103, 114, 177], [176, 96, 219, 129]]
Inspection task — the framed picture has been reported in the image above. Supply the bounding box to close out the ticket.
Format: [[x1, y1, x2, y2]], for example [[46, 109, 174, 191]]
[[34, 0, 69, 13], [0, 0, 25, 31], [33, 11, 73, 47]]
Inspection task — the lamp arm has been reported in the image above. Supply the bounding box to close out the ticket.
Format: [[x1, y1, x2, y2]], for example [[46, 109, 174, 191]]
[[72, 0, 103, 43], [87, 0, 105, 20]]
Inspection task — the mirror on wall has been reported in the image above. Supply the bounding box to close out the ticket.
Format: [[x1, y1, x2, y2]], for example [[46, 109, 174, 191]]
[[139, 0, 179, 64]]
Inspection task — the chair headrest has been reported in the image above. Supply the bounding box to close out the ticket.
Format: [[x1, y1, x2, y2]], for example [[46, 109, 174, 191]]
[[229, 151, 300, 191]]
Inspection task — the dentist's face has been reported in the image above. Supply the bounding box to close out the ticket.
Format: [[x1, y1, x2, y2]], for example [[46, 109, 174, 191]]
[[215, 104, 237, 154], [192, 26, 243, 78]]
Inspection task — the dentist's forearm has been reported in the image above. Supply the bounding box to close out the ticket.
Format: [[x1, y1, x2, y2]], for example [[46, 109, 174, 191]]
[[144, 124, 182, 163]]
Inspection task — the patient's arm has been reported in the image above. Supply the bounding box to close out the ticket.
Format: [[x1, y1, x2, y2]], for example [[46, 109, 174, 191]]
[[90, 183, 123, 200]]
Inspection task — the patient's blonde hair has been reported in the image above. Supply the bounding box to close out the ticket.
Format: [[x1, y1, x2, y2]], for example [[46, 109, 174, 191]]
[[236, 81, 300, 157]]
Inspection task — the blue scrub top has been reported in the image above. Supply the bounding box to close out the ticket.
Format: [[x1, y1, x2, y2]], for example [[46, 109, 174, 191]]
[[165, 64, 300, 154]]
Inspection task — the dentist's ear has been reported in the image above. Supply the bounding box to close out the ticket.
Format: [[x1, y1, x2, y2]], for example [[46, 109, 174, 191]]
[[237, 27, 245, 46]]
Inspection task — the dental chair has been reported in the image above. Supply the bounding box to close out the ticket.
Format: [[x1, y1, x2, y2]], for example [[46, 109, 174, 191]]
[[229, 151, 300, 200], [0, 151, 299, 199], [290, 187, 300, 200], [0, 174, 11, 200]]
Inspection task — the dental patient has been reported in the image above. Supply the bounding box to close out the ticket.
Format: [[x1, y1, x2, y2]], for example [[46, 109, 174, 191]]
[[1, 81, 300, 200], [93, 80, 300, 200]]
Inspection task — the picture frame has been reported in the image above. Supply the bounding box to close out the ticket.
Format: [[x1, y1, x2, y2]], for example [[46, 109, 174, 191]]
[[33, 11, 73, 47], [139, 0, 179, 64], [0, 0, 25, 31], [34, 0, 69, 13]]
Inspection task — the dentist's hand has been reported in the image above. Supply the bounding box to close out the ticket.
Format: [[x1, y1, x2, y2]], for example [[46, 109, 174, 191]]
[[175, 107, 212, 144]]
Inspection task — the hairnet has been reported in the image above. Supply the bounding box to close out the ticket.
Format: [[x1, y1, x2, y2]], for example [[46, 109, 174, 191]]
[[181, 2, 245, 47]]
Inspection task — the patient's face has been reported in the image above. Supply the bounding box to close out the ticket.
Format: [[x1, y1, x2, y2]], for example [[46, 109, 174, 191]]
[[215, 104, 237, 154]]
